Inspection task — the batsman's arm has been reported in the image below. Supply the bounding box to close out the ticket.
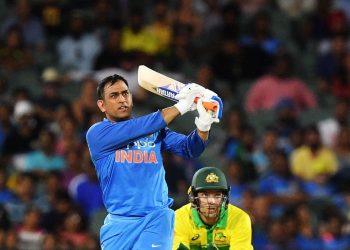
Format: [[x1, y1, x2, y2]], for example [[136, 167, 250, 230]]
[[197, 130, 209, 141], [161, 106, 180, 125], [160, 106, 209, 141]]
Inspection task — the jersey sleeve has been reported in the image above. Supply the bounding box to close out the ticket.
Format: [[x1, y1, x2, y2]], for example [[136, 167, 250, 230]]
[[86, 111, 166, 160], [161, 128, 208, 159], [173, 207, 191, 250], [230, 211, 254, 250]]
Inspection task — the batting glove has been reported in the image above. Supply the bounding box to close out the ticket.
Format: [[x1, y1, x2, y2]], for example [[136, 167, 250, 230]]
[[203, 88, 218, 99], [174, 83, 205, 115], [195, 96, 223, 131]]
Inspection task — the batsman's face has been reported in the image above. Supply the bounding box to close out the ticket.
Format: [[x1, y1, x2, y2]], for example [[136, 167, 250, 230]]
[[97, 81, 133, 121], [197, 190, 224, 219]]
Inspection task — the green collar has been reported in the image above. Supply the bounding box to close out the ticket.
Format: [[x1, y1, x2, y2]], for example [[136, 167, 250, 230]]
[[191, 205, 228, 229]]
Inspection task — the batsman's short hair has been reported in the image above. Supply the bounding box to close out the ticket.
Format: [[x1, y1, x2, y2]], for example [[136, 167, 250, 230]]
[[97, 74, 129, 100]]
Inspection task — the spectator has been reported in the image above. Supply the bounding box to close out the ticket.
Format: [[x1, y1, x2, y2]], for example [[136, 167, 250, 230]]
[[162, 152, 189, 209], [0, 0, 46, 50], [291, 125, 338, 181], [222, 124, 258, 182], [55, 116, 83, 156], [220, 107, 247, 163], [319, 212, 349, 250], [59, 210, 95, 249], [68, 148, 103, 218], [277, 0, 316, 19], [316, 34, 348, 95], [16, 207, 46, 250], [308, 0, 333, 40], [318, 98, 349, 148], [35, 67, 68, 123], [240, 10, 281, 79], [216, 3, 240, 40], [251, 196, 271, 248], [61, 150, 83, 189], [4, 173, 47, 225], [0, 102, 12, 154], [0, 168, 16, 205], [334, 126, 350, 169], [0, 25, 33, 73], [245, 53, 317, 113], [2, 100, 41, 159], [330, 51, 350, 99], [147, 0, 173, 56], [94, 24, 125, 71], [120, 8, 158, 63], [36, 171, 64, 213], [33, 0, 66, 39], [258, 150, 306, 218], [172, 0, 203, 40], [92, 0, 119, 41], [71, 77, 99, 132], [331, 126, 350, 191], [263, 218, 297, 250], [291, 15, 319, 80], [236, 0, 269, 17], [5, 229, 19, 250], [252, 127, 280, 175], [293, 203, 323, 250], [226, 160, 250, 208], [210, 35, 242, 88], [56, 9, 101, 74], [318, 9, 349, 54], [286, 127, 305, 155], [42, 190, 76, 233], [272, 98, 302, 154], [42, 233, 61, 250], [23, 129, 66, 175]]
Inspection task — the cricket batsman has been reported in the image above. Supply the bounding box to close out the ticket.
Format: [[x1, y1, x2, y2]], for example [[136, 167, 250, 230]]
[[86, 74, 223, 249], [173, 167, 254, 250]]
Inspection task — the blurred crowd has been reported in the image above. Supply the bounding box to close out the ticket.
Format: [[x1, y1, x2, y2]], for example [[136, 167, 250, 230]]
[[0, 0, 350, 249]]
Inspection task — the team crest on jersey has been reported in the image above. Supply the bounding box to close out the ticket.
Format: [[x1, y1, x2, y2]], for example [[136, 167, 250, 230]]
[[205, 173, 219, 183], [214, 232, 227, 242]]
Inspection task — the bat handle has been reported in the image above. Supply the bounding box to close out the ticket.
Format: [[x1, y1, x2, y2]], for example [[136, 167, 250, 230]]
[[194, 97, 218, 112]]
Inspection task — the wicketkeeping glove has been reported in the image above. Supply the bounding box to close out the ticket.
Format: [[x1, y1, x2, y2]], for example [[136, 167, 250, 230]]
[[177, 243, 190, 250], [195, 96, 223, 131], [207, 243, 219, 250], [174, 83, 205, 115]]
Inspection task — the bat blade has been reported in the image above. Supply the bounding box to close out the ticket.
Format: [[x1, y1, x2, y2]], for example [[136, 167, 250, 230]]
[[138, 65, 184, 101], [138, 65, 218, 111]]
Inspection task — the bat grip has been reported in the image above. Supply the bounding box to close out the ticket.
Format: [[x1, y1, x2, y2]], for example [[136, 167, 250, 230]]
[[194, 97, 218, 112]]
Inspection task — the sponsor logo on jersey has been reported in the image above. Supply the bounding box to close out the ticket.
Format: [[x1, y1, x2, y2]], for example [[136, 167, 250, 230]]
[[191, 234, 200, 241], [115, 150, 158, 164], [126, 140, 156, 149]]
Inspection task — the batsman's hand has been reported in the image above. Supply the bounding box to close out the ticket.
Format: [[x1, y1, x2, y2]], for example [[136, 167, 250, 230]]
[[195, 96, 223, 132], [174, 83, 205, 115]]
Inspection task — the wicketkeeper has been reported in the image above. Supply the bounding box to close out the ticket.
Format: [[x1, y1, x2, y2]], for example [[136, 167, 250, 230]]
[[173, 167, 254, 250]]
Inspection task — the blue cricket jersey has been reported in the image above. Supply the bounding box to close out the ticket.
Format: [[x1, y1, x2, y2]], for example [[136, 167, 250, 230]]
[[86, 111, 207, 216]]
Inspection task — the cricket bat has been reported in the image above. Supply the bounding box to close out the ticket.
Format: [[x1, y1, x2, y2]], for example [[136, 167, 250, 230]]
[[138, 65, 218, 112]]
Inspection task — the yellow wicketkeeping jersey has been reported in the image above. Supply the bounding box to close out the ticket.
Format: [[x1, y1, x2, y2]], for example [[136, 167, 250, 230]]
[[173, 204, 254, 250]]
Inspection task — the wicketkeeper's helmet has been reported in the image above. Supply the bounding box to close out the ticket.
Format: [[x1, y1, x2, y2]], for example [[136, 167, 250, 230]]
[[188, 167, 230, 207]]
